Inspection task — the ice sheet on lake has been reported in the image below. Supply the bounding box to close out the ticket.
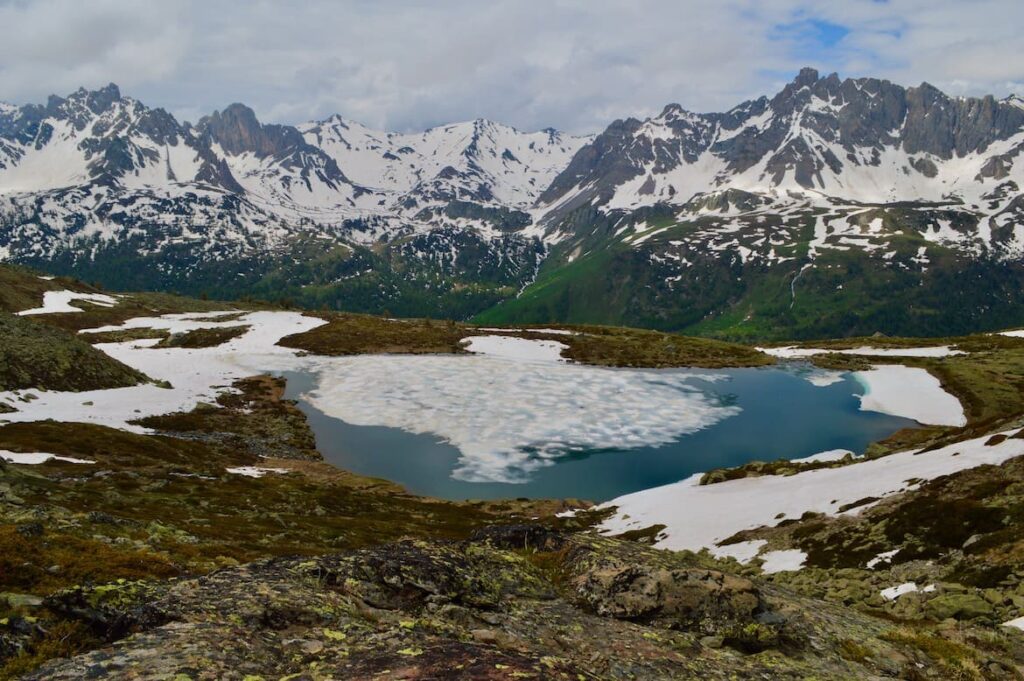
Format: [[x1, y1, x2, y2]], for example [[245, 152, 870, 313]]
[[3, 311, 742, 485], [304, 355, 741, 483], [803, 369, 846, 387]]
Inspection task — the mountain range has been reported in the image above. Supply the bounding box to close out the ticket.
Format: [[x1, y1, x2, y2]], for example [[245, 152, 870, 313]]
[[3, 67, 1024, 338]]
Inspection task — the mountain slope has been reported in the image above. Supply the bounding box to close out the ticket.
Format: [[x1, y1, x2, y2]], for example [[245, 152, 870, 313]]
[[0, 86, 589, 318], [3, 70, 1024, 337], [482, 68, 1024, 338]]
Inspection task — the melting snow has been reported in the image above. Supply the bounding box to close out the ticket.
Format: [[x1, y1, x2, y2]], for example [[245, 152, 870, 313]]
[[853, 365, 966, 426], [226, 466, 289, 478], [598, 429, 1024, 553], [305, 358, 740, 483], [461, 335, 567, 362], [1003, 616, 1024, 631], [881, 582, 921, 601], [791, 449, 852, 464], [2, 310, 740, 485], [17, 291, 120, 315], [0, 311, 326, 432], [710, 540, 766, 563], [1, 450, 94, 465], [803, 369, 846, 387], [760, 345, 964, 358], [760, 550, 807, 574], [867, 549, 900, 569]]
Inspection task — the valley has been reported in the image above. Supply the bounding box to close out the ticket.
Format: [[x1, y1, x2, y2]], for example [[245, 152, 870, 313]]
[[4, 58, 1024, 680], [4, 264, 1024, 678]]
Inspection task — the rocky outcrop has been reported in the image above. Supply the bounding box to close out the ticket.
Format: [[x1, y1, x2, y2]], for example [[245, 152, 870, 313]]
[[20, 527, 970, 679]]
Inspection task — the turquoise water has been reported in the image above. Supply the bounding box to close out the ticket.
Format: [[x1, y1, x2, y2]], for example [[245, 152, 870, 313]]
[[283, 365, 914, 502]]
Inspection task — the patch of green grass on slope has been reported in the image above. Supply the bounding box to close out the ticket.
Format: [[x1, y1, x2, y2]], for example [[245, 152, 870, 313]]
[[474, 247, 636, 327]]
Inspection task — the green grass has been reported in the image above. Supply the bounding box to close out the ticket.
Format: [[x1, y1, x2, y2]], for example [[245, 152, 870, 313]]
[[477, 226, 1024, 343], [473, 247, 628, 327]]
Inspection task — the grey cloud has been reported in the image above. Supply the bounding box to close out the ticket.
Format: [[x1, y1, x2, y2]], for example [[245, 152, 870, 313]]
[[0, 0, 1020, 134]]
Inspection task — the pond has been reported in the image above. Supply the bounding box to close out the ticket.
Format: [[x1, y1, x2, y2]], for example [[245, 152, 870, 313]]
[[281, 359, 915, 502]]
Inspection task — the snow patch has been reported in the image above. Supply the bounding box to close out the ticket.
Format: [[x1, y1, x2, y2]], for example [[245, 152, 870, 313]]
[[1, 450, 94, 465], [791, 449, 852, 464], [867, 549, 900, 569], [0, 311, 327, 433], [1003, 616, 1024, 631], [760, 345, 964, 358], [17, 291, 120, 315], [461, 335, 567, 362], [710, 539, 766, 563], [760, 549, 806, 574], [226, 466, 289, 478], [597, 428, 1024, 553], [881, 582, 920, 601], [854, 365, 966, 426]]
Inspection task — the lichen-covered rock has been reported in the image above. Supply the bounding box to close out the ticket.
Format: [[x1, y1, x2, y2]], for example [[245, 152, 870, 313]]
[[21, 526, 995, 680], [570, 563, 761, 629], [924, 593, 996, 621]]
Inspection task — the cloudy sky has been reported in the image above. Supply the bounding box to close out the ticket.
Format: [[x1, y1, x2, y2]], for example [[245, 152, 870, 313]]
[[0, 0, 1021, 134]]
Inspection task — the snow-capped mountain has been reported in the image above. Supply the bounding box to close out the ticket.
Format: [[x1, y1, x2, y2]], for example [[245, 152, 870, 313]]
[[3, 70, 1024, 337], [482, 68, 1024, 337], [302, 116, 583, 211], [0, 84, 590, 251], [0, 84, 589, 315], [539, 67, 1024, 248]]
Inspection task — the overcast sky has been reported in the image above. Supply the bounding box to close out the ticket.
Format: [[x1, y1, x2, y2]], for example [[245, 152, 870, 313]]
[[0, 0, 1021, 134]]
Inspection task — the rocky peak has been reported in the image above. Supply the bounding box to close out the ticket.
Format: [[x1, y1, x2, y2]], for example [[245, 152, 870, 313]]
[[198, 103, 288, 157], [198, 103, 354, 192], [539, 67, 1024, 219], [54, 83, 124, 116], [82, 83, 123, 113], [776, 67, 821, 102], [794, 66, 820, 87], [1005, 94, 1024, 110]]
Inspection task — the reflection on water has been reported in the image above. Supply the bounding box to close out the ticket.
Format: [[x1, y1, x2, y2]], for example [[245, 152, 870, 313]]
[[282, 365, 914, 502]]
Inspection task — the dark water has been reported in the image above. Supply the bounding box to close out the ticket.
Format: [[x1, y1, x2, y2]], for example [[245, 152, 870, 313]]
[[282, 365, 914, 502]]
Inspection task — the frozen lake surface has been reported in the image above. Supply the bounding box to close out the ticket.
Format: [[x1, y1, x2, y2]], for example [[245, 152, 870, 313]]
[[285, 364, 915, 501]]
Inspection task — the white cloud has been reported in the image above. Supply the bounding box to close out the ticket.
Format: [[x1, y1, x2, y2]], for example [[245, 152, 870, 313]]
[[0, 0, 1020, 133], [0, 0, 189, 99]]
